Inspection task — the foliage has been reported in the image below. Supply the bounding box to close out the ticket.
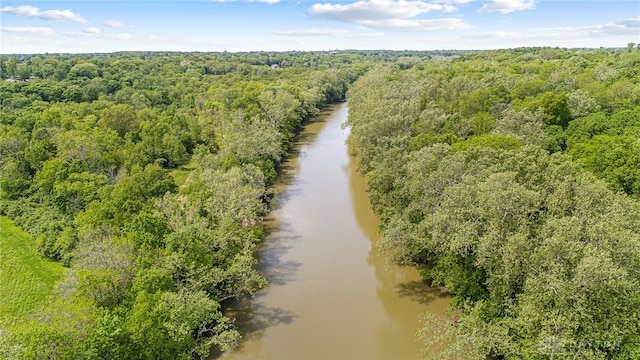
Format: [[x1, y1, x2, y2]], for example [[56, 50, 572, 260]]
[[0, 51, 370, 358], [346, 47, 640, 359], [4, 47, 639, 359]]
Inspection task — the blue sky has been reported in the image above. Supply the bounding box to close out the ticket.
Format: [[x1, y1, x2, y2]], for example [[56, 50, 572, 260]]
[[1, 1, 638, 53]]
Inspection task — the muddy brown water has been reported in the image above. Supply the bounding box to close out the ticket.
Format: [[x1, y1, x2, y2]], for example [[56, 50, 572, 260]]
[[217, 103, 450, 359]]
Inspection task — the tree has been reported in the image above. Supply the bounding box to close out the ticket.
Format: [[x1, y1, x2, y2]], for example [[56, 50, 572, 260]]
[[134, 116, 189, 168], [68, 62, 100, 79], [537, 92, 572, 128], [217, 111, 283, 165], [70, 233, 136, 307], [104, 164, 177, 224], [15, 64, 31, 81], [198, 164, 268, 227], [158, 290, 240, 357], [6, 57, 18, 79], [125, 289, 239, 359], [100, 104, 138, 138], [0, 56, 9, 79], [52, 171, 108, 214], [0, 159, 31, 200], [54, 130, 103, 173], [0, 51, 375, 359], [567, 89, 600, 119], [493, 108, 546, 146]]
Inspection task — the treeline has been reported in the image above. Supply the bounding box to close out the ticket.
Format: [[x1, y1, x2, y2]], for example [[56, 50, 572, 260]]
[[0, 50, 475, 80], [346, 47, 640, 359], [0, 52, 365, 358]]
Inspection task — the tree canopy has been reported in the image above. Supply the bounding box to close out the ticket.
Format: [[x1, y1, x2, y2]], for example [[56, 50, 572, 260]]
[[0, 50, 372, 359], [2, 47, 639, 359], [346, 47, 640, 360]]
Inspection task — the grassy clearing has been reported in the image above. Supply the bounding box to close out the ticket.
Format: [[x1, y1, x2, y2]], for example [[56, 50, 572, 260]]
[[0, 216, 64, 322], [171, 159, 196, 188], [170, 168, 192, 188]]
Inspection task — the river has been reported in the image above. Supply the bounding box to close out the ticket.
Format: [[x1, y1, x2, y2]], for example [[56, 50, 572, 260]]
[[217, 102, 450, 359]]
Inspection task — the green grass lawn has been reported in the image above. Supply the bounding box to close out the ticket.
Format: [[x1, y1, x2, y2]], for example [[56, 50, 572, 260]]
[[0, 216, 65, 322]]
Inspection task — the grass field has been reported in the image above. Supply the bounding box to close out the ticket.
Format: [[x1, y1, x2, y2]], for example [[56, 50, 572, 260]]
[[0, 216, 64, 322]]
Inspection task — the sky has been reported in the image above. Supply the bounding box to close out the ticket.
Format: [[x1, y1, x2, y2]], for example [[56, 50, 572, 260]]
[[1, 0, 639, 53]]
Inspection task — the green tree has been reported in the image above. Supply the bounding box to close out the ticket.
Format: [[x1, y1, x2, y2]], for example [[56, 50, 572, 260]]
[[68, 62, 100, 79], [567, 89, 600, 119], [493, 108, 545, 146], [70, 234, 136, 307], [100, 104, 138, 138], [6, 57, 18, 79], [198, 164, 268, 226], [537, 92, 572, 128]]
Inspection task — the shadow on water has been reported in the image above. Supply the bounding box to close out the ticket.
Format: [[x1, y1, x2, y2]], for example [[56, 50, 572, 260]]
[[210, 297, 297, 358], [257, 214, 303, 287], [210, 226, 302, 359], [269, 180, 306, 209], [209, 114, 333, 359], [210, 223, 302, 358], [395, 280, 451, 305], [255, 235, 302, 287]]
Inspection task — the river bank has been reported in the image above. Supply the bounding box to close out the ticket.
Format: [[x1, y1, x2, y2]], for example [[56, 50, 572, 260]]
[[217, 103, 450, 359]]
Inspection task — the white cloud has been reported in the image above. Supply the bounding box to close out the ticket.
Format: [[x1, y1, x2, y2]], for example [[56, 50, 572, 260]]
[[442, 5, 458, 13], [310, 0, 451, 22], [104, 19, 126, 28], [478, 0, 535, 14], [64, 30, 134, 41], [65, 28, 103, 37], [618, 16, 640, 28], [445, 16, 640, 49], [433, 0, 473, 3], [586, 16, 640, 37], [346, 32, 386, 38], [272, 28, 351, 36], [1, 26, 55, 36], [520, 16, 640, 40], [361, 17, 471, 31], [115, 33, 135, 40], [308, 0, 470, 31], [0, 5, 88, 23], [272, 28, 385, 38], [465, 30, 527, 40], [84, 27, 101, 34]]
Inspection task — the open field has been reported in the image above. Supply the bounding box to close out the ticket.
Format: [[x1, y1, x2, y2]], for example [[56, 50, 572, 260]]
[[0, 216, 64, 322]]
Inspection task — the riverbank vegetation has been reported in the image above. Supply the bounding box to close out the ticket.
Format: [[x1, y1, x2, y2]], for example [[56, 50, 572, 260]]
[[2, 47, 639, 359], [0, 51, 379, 358], [346, 47, 640, 359]]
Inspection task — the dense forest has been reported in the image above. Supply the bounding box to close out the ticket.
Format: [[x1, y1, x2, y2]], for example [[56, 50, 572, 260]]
[[0, 51, 380, 359], [346, 47, 640, 359], [1, 47, 639, 359]]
